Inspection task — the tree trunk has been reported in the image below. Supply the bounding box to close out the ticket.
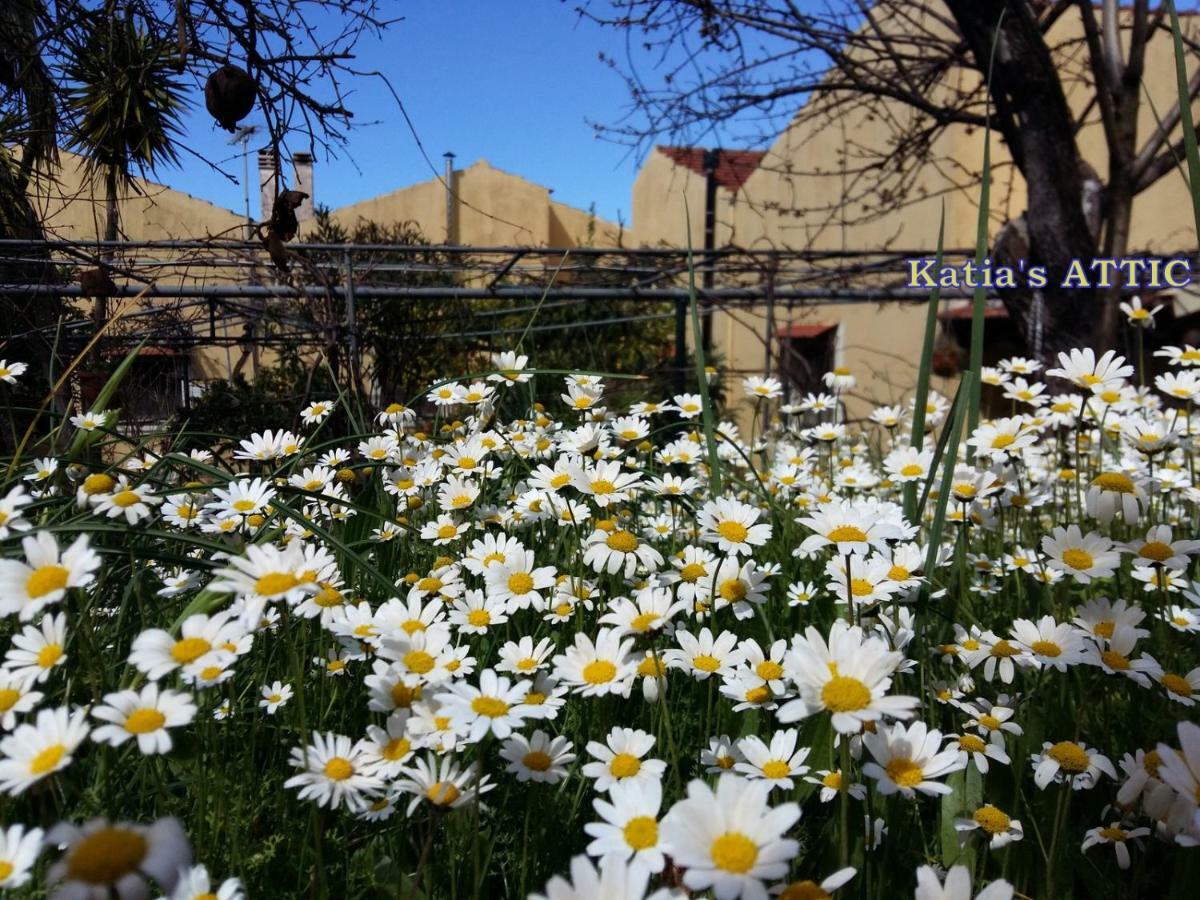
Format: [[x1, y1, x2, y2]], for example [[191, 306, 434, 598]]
[[944, 0, 1101, 364]]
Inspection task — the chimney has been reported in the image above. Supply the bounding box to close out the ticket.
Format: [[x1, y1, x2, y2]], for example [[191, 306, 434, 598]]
[[257, 150, 277, 221], [293, 153, 314, 222], [443, 151, 457, 245]]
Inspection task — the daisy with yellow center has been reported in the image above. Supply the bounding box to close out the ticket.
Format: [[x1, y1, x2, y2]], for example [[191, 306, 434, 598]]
[[0, 706, 91, 795], [500, 729, 576, 784], [660, 773, 800, 899], [285, 731, 385, 813], [0, 531, 101, 621], [1033, 739, 1116, 790], [862, 720, 964, 798], [91, 684, 197, 755]]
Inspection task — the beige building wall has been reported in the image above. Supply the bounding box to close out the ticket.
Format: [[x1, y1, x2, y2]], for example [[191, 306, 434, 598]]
[[630, 7, 1200, 427], [329, 158, 621, 249]]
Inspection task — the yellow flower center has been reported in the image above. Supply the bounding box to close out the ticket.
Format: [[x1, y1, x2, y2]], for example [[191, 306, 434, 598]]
[[124, 708, 166, 734], [623, 816, 659, 850], [36, 644, 63, 669], [30, 744, 65, 774], [1101, 649, 1131, 671], [850, 578, 874, 597], [900, 464, 924, 477], [990, 640, 1020, 658], [437, 524, 459, 540], [1093, 472, 1135, 493], [0, 688, 20, 712], [583, 660, 617, 685], [973, 805, 1011, 834], [111, 490, 141, 508], [710, 832, 758, 874], [991, 433, 1015, 449], [679, 562, 707, 583], [390, 682, 419, 708], [630, 612, 660, 632], [467, 610, 491, 627], [1030, 640, 1062, 658], [171, 637, 212, 665], [26, 565, 69, 599], [232, 499, 257, 512], [1060, 549, 1095, 571], [959, 734, 987, 754], [719, 579, 747, 602], [885, 757, 924, 788], [417, 577, 443, 594], [757, 660, 784, 681], [471, 696, 509, 718], [65, 827, 148, 884], [404, 650, 436, 675], [518, 749, 552, 772], [827, 525, 867, 543], [1162, 673, 1193, 697], [1048, 741, 1090, 773], [590, 479, 615, 495], [822, 771, 843, 789], [606, 531, 639, 553], [821, 675, 871, 712], [778, 881, 831, 900], [507, 572, 534, 595], [888, 565, 911, 581], [762, 760, 791, 779], [383, 737, 412, 761], [254, 572, 299, 596], [609, 753, 641, 777], [978, 714, 1002, 732], [717, 521, 749, 543], [693, 654, 721, 673], [427, 781, 461, 806], [314, 587, 344, 608], [638, 656, 667, 677], [1139, 541, 1174, 562], [83, 473, 116, 494], [1143, 749, 1163, 777], [745, 685, 771, 704], [324, 757, 354, 781]]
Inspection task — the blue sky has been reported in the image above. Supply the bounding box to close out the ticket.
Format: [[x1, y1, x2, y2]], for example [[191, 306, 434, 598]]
[[168, 1, 688, 229]]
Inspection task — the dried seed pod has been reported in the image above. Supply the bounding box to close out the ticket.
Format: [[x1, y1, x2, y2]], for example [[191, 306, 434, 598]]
[[204, 64, 256, 132], [79, 266, 117, 298], [269, 190, 308, 242]]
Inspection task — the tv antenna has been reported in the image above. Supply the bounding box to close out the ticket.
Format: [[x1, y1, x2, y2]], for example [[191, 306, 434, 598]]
[[229, 125, 260, 238]]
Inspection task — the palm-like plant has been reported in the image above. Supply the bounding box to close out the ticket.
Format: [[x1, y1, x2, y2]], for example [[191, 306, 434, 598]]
[[0, 0, 57, 241], [63, 12, 189, 242]]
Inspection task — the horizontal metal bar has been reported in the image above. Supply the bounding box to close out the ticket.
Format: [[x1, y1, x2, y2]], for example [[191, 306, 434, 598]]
[[0, 238, 983, 259], [0, 283, 976, 302]]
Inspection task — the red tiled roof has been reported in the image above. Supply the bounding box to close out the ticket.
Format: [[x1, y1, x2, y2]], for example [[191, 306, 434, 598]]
[[938, 300, 1009, 320], [657, 146, 765, 192], [777, 323, 836, 339]]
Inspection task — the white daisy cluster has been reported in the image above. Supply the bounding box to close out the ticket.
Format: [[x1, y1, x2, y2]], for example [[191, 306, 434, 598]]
[[1, 340, 1199, 898]]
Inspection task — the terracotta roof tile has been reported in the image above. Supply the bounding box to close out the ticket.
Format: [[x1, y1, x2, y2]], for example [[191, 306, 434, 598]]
[[657, 146, 765, 192]]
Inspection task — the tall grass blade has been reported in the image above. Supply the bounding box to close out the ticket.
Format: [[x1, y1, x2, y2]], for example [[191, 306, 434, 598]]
[[905, 204, 947, 521], [684, 200, 723, 494], [1167, 0, 1200, 242]]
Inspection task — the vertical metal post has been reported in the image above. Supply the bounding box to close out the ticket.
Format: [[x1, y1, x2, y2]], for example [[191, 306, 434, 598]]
[[444, 152, 457, 245], [343, 249, 360, 396], [701, 148, 720, 353], [674, 297, 687, 395], [764, 263, 777, 378]]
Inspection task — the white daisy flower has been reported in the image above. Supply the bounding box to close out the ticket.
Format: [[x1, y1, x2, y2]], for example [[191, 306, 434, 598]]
[[91, 683, 198, 755], [660, 773, 800, 900]]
